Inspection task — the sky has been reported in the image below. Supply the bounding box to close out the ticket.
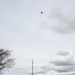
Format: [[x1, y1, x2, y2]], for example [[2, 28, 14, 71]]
[[0, 0, 75, 75]]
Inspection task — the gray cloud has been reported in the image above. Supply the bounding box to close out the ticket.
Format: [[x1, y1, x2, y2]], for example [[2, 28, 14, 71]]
[[57, 50, 71, 56], [35, 51, 75, 75], [40, 8, 75, 34], [38, 22, 50, 30], [50, 8, 75, 34]]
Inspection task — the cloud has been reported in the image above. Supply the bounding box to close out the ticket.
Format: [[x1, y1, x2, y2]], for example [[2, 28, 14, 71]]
[[35, 51, 75, 75], [38, 22, 50, 30], [40, 8, 75, 34], [50, 8, 75, 34]]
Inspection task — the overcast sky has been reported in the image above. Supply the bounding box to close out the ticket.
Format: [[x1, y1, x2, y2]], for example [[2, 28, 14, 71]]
[[1, 0, 75, 74]]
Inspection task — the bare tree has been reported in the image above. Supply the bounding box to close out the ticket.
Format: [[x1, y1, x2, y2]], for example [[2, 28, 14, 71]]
[[0, 49, 14, 74]]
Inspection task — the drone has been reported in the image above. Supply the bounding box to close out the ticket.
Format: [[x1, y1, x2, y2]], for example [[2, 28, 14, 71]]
[[41, 12, 43, 14]]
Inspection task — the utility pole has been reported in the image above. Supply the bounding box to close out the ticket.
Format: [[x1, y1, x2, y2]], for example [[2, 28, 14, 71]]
[[32, 59, 33, 75]]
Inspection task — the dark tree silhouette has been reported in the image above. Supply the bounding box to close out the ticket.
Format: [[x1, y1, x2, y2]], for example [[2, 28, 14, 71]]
[[0, 49, 14, 74]]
